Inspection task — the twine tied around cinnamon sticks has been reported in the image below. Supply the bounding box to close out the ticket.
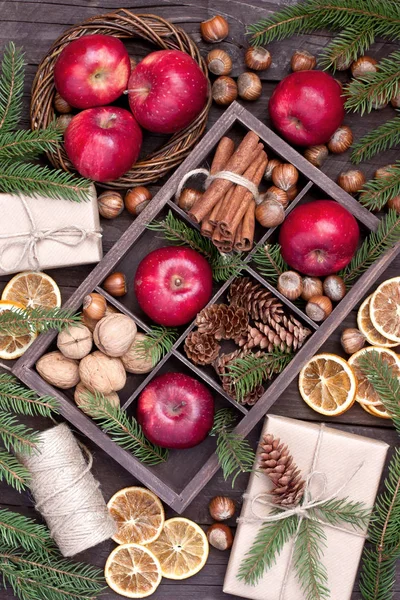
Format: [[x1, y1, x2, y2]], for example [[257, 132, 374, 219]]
[[238, 423, 369, 600], [176, 132, 268, 253]]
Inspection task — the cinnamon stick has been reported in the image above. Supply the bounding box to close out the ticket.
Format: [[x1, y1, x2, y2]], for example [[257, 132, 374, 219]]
[[235, 203, 255, 252], [220, 152, 268, 238], [212, 227, 234, 253], [189, 132, 261, 223], [210, 186, 235, 226], [200, 214, 215, 238]]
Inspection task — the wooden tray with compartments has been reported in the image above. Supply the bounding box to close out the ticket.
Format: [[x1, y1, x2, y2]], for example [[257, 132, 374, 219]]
[[11, 102, 400, 513]]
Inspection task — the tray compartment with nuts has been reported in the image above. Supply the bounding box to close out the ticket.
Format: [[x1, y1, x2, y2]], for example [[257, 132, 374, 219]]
[[13, 102, 400, 513]]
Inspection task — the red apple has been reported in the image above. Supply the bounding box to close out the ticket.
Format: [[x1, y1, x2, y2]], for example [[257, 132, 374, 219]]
[[128, 50, 208, 134], [54, 34, 130, 109], [64, 106, 142, 182], [269, 71, 345, 146], [279, 200, 359, 276], [137, 372, 214, 449], [134, 246, 213, 326]]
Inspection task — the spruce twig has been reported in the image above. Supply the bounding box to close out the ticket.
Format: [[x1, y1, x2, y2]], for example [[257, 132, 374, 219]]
[[293, 519, 329, 600], [0, 306, 82, 336], [210, 408, 255, 487], [358, 163, 400, 211], [0, 509, 54, 555], [0, 451, 30, 492], [311, 498, 370, 529], [319, 24, 376, 71], [0, 125, 63, 161], [0, 373, 59, 417], [252, 243, 289, 285], [0, 42, 25, 132], [0, 410, 39, 455], [135, 326, 178, 367], [351, 115, 400, 164]]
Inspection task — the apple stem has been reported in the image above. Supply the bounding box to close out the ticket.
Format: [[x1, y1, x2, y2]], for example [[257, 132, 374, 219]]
[[124, 88, 150, 94], [172, 401, 186, 412]]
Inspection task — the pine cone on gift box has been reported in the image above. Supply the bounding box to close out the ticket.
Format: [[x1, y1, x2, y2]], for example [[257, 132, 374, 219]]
[[184, 331, 220, 365], [228, 277, 284, 326], [259, 434, 305, 507], [213, 350, 265, 406], [196, 303, 249, 340]]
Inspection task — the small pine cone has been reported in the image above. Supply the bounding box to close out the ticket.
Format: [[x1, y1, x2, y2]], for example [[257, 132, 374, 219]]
[[235, 324, 291, 353], [213, 350, 265, 406], [228, 277, 284, 325], [223, 306, 249, 340], [259, 434, 305, 506], [259, 315, 311, 351], [184, 331, 220, 365], [196, 303, 249, 340]]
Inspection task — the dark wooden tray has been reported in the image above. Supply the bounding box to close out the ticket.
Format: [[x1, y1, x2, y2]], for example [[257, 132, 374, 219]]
[[12, 102, 400, 513]]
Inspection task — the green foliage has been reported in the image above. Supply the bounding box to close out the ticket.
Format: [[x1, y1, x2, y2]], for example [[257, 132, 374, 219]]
[[238, 515, 298, 585], [0, 373, 59, 417], [0, 42, 25, 132], [252, 243, 289, 285], [135, 326, 178, 367], [339, 211, 400, 285], [210, 408, 255, 486], [312, 497, 370, 529], [319, 25, 376, 71], [222, 350, 292, 402], [357, 163, 400, 212], [83, 391, 168, 465], [0, 125, 63, 161], [0, 509, 53, 555], [293, 518, 329, 600], [147, 210, 244, 282], [0, 410, 39, 455], [0, 451, 30, 492], [351, 117, 400, 165], [0, 306, 82, 336], [345, 51, 400, 115]]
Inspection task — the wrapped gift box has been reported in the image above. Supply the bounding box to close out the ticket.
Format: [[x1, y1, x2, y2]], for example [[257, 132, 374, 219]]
[[0, 184, 102, 275], [224, 415, 389, 600]]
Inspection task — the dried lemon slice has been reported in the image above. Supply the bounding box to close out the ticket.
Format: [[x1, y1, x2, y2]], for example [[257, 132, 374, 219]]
[[147, 517, 209, 580], [107, 487, 164, 545], [2, 271, 61, 309], [298, 353, 357, 416], [370, 277, 400, 343], [0, 300, 37, 360], [357, 295, 398, 348], [105, 543, 161, 598]]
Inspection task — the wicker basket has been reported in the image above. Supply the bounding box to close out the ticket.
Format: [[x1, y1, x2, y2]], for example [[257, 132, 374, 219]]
[[30, 9, 212, 188]]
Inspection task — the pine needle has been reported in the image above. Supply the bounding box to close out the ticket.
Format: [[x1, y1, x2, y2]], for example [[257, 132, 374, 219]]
[[319, 24, 376, 71], [210, 408, 255, 487], [0, 410, 39, 455], [0, 42, 25, 132], [83, 391, 168, 465], [311, 497, 370, 530], [357, 163, 400, 211], [293, 518, 329, 600], [252, 243, 289, 285], [0, 306, 82, 336], [351, 115, 400, 164], [135, 326, 178, 367], [0, 509, 54, 555], [0, 373, 59, 417], [339, 210, 400, 285], [0, 125, 63, 161], [0, 451, 30, 492]]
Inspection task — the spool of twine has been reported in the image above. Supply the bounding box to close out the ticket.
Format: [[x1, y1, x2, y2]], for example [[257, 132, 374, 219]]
[[19, 423, 116, 557]]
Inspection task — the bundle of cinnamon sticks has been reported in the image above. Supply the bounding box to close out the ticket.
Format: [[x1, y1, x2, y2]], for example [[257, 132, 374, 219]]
[[188, 132, 268, 253]]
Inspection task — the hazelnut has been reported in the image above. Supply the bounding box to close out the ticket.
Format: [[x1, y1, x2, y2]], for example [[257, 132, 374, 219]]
[[212, 76, 238, 106], [200, 15, 229, 43], [245, 46, 271, 71], [56, 114, 73, 133], [390, 92, 400, 108], [206, 49, 232, 76], [304, 145, 328, 167], [57, 325, 93, 359], [121, 333, 154, 374], [36, 351, 79, 389], [387, 196, 400, 213], [98, 190, 124, 219], [286, 185, 298, 202], [54, 92, 72, 114], [83, 292, 107, 321], [340, 328, 366, 355], [323, 275, 346, 302], [178, 188, 202, 212], [351, 56, 378, 79], [209, 496, 235, 521], [261, 186, 288, 208], [272, 163, 299, 191], [301, 277, 323, 301], [337, 169, 366, 194], [264, 158, 281, 181], [291, 50, 316, 71], [79, 351, 126, 394], [74, 381, 120, 415], [375, 164, 396, 179], [305, 295, 333, 322], [327, 126, 353, 154], [255, 199, 285, 228], [103, 272, 127, 297], [237, 72, 262, 101], [335, 56, 352, 71], [277, 271, 303, 301], [125, 187, 152, 217], [93, 313, 137, 357], [207, 523, 233, 551]]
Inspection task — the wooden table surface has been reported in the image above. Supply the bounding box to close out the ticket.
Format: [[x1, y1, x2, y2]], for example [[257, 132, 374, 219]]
[[1, 1, 399, 599]]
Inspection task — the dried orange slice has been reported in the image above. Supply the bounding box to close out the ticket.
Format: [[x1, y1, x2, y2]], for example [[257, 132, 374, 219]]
[[105, 543, 161, 598], [357, 295, 398, 348], [147, 517, 209, 580], [298, 353, 357, 416], [2, 271, 61, 309], [107, 487, 164, 545], [0, 300, 37, 360], [370, 277, 400, 343], [348, 346, 400, 417]]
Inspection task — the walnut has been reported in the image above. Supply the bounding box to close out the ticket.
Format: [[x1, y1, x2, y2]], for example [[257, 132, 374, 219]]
[[79, 351, 126, 394], [74, 382, 120, 415], [57, 325, 93, 359], [36, 351, 80, 389], [121, 333, 154, 374], [93, 314, 137, 357]]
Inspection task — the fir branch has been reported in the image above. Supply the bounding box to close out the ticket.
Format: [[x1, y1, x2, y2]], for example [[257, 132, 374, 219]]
[[0, 373, 59, 417], [339, 210, 400, 285], [252, 243, 289, 285], [223, 350, 293, 402], [0, 160, 91, 202], [345, 51, 400, 115], [0, 451, 30, 492], [0, 509, 53, 555], [147, 210, 244, 281], [0, 42, 25, 132], [0, 306, 82, 336], [358, 163, 400, 211], [293, 518, 329, 600], [0, 410, 39, 455], [210, 408, 255, 486], [237, 515, 298, 585], [311, 497, 370, 529], [351, 116, 400, 164], [83, 391, 168, 465], [0, 126, 63, 161], [135, 326, 178, 367], [319, 24, 376, 71]]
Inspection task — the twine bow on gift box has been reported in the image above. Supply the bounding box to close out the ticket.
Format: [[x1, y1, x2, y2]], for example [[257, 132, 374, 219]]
[[238, 424, 372, 599], [0, 195, 102, 273]]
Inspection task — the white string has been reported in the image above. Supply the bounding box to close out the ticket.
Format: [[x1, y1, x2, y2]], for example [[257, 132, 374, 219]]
[[175, 167, 261, 204]]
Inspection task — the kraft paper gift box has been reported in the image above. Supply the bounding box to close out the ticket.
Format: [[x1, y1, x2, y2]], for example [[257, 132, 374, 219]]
[[223, 415, 389, 600], [0, 185, 102, 275]]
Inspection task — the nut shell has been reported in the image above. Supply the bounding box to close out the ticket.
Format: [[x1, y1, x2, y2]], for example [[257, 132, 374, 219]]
[[286, 185, 298, 202], [337, 169, 366, 194], [305, 295, 333, 322], [200, 15, 229, 43], [237, 72, 262, 101], [206, 49, 232, 76], [340, 328, 366, 355], [304, 145, 328, 167], [54, 92, 72, 114], [264, 159, 281, 181], [83, 292, 107, 321], [255, 199, 285, 228], [207, 523, 233, 551], [178, 188, 202, 212], [272, 163, 299, 191], [103, 272, 127, 297], [125, 187, 152, 217], [262, 186, 288, 208], [323, 275, 346, 302], [209, 496, 235, 521], [93, 313, 137, 357], [387, 196, 400, 213], [391, 92, 400, 108], [212, 76, 238, 106], [277, 271, 303, 300], [327, 126, 353, 154], [74, 382, 120, 415], [56, 114, 73, 133], [79, 351, 126, 394], [245, 46, 272, 71], [98, 191, 124, 219], [36, 351, 79, 389], [291, 50, 316, 71], [375, 164, 396, 179], [57, 325, 93, 359], [351, 56, 378, 79], [301, 277, 323, 301], [121, 333, 154, 374]]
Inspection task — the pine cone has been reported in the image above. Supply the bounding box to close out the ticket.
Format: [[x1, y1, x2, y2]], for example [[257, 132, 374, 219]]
[[196, 303, 248, 340], [228, 277, 284, 325], [235, 324, 292, 353], [184, 331, 220, 365], [259, 434, 305, 507], [213, 350, 265, 406], [259, 316, 311, 351]]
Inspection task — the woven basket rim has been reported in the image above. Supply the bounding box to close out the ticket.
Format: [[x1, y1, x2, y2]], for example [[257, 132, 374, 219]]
[[30, 9, 211, 189]]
